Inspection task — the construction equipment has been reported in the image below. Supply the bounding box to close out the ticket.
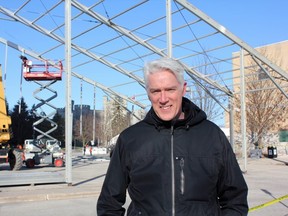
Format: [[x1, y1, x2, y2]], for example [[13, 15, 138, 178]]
[[23, 139, 64, 168], [20, 56, 64, 168], [0, 64, 23, 170], [20, 55, 62, 81]]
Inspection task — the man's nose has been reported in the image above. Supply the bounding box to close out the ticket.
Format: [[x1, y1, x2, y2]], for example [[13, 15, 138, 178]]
[[159, 91, 168, 103]]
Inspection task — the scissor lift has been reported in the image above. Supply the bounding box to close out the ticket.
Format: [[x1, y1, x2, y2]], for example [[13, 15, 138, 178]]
[[20, 56, 64, 168], [21, 55, 62, 81]]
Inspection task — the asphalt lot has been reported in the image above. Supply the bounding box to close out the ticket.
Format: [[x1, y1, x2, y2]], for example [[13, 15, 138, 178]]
[[0, 151, 288, 216]]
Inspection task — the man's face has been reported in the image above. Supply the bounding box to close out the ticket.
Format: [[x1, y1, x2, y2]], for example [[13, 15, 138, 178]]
[[147, 70, 186, 121]]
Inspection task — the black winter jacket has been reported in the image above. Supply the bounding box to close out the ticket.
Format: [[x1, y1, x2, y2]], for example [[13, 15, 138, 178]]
[[97, 98, 248, 216]]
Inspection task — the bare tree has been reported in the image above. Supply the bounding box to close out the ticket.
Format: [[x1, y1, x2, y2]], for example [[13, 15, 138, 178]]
[[99, 102, 113, 147], [111, 97, 130, 137], [74, 112, 94, 147], [233, 48, 288, 148], [187, 58, 226, 123], [100, 96, 129, 147]]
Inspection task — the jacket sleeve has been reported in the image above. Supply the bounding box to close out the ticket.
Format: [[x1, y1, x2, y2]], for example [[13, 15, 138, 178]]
[[97, 136, 129, 216], [217, 132, 249, 216]]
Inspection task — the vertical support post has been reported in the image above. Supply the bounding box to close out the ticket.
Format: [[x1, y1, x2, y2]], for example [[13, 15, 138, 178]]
[[80, 80, 83, 136], [93, 84, 96, 146], [240, 48, 247, 172], [65, 0, 73, 185], [166, 0, 172, 57], [229, 97, 234, 151]]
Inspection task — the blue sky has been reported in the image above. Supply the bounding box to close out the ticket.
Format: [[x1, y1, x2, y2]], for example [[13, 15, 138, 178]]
[[192, 0, 288, 47], [0, 0, 287, 116]]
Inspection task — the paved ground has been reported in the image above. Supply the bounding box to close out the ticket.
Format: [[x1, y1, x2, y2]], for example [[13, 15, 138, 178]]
[[0, 152, 288, 216], [241, 155, 288, 216]]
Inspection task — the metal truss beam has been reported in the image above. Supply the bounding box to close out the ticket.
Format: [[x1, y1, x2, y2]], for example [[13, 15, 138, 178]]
[[0, 6, 145, 88], [0, 37, 146, 109], [0, 2, 232, 96], [71, 0, 232, 96], [175, 0, 288, 82]]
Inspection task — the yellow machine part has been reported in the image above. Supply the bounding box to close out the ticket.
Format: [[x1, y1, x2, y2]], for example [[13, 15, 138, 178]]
[[0, 64, 11, 143]]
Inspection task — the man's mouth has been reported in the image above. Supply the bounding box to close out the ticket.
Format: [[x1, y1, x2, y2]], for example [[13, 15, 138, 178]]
[[160, 105, 172, 110]]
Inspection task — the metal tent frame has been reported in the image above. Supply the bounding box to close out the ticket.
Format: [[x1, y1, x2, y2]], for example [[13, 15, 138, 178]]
[[0, 0, 287, 184]]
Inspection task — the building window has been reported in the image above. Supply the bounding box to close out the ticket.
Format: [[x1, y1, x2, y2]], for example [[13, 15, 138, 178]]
[[257, 67, 270, 80], [279, 130, 288, 142]]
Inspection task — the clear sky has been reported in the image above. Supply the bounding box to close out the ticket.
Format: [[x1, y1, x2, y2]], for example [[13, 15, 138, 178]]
[[192, 0, 288, 47], [0, 0, 287, 116]]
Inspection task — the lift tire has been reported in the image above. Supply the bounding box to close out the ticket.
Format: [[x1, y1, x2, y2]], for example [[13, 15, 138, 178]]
[[26, 158, 35, 168], [54, 158, 64, 167], [8, 149, 23, 171]]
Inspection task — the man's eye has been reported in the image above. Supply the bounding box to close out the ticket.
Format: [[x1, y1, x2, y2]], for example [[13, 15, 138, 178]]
[[168, 88, 176, 92], [151, 90, 160, 94]]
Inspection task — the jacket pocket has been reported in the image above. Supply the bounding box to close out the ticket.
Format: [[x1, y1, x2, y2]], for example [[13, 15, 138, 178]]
[[182, 156, 218, 201]]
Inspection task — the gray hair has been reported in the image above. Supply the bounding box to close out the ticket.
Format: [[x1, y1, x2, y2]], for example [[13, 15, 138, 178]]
[[143, 58, 185, 89]]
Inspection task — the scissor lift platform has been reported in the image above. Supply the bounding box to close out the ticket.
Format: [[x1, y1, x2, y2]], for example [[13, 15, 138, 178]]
[[21, 56, 63, 81]]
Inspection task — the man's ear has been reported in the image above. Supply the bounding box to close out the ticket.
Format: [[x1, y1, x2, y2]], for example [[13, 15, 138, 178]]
[[182, 82, 187, 96]]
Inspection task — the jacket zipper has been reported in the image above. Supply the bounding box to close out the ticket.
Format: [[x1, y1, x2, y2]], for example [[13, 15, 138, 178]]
[[175, 156, 185, 195], [180, 157, 185, 195], [171, 125, 175, 216]]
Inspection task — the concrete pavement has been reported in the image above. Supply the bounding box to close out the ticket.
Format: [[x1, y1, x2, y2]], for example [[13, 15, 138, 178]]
[[0, 152, 288, 216], [0, 153, 109, 203], [241, 155, 288, 216]]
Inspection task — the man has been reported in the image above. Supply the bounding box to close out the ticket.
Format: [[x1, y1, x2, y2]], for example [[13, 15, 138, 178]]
[[97, 58, 248, 215]]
